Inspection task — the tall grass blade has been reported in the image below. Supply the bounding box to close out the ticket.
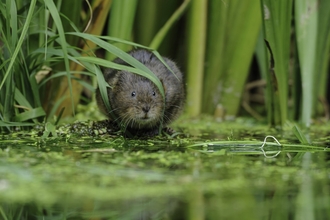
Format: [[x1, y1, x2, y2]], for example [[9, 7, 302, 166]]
[[185, 0, 207, 117], [95, 66, 111, 115], [261, 0, 293, 125], [255, 31, 271, 122], [13, 107, 46, 122], [14, 88, 32, 109], [60, 0, 82, 46], [292, 124, 310, 145], [149, 0, 191, 50], [292, 124, 310, 162], [202, 0, 261, 117], [2, 75, 14, 123], [106, 0, 137, 60], [76, 56, 164, 98], [0, 0, 37, 90], [304, 0, 330, 119], [44, 0, 73, 115], [134, 0, 158, 46], [202, 0, 228, 114], [295, 0, 318, 127], [51, 0, 112, 118], [8, 0, 18, 47], [0, 121, 35, 127], [54, 107, 65, 125]]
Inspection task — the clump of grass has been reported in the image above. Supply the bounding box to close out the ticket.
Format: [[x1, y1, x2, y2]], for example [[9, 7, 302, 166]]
[[0, 1, 166, 132], [261, 0, 330, 127], [0, 0, 45, 131]]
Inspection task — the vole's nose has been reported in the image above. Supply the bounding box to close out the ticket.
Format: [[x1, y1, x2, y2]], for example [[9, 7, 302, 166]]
[[142, 106, 150, 113]]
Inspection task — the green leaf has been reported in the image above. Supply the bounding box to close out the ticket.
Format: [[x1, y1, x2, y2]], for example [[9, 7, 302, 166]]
[[14, 88, 33, 109], [76, 56, 164, 98], [13, 107, 46, 122], [261, 0, 293, 125], [95, 66, 112, 117], [106, 0, 138, 60], [202, 0, 261, 118], [44, 0, 74, 114], [0, 121, 35, 127], [295, 0, 318, 127], [0, 0, 37, 90], [149, 0, 191, 50], [185, 0, 207, 117], [292, 124, 310, 145]]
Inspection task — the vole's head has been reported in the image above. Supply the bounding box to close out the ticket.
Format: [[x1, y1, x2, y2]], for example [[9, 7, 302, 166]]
[[110, 72, 165, 129]]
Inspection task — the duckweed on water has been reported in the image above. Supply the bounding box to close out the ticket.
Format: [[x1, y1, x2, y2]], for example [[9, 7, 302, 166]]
[[1, 118, 330, 219]]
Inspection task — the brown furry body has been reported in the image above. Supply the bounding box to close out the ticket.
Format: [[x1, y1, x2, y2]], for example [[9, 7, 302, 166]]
[[96, 50, 185, 135]]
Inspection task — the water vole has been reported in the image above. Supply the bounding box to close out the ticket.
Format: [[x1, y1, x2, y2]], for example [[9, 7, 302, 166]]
[[96, 49, 185, 135]]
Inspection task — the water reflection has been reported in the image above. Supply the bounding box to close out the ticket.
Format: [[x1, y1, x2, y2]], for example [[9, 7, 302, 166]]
[[1, 128, 330, 219]]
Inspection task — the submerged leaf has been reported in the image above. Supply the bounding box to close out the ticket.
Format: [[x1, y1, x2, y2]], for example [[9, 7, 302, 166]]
[[292, 124, 310, 145]]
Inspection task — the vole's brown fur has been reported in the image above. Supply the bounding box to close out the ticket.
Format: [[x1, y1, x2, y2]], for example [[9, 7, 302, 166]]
[[96, 49, 185, 135]]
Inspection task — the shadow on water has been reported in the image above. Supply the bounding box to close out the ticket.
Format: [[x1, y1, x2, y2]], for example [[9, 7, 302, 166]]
[[1, 119, 330, 219]]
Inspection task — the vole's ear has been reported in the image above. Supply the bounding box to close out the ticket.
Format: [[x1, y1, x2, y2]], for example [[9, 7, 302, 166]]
[[102, 68, 120, 89], [160, 79, 167, 94], [102, 68, 116, 81]]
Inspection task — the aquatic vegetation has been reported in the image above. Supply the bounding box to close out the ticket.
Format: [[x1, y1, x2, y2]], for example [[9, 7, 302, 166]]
[[1, 118, 330, 219]]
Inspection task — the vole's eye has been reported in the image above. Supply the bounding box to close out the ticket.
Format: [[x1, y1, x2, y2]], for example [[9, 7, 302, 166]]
[[152, 91, 156, 96], [131, 91, 136, 97]]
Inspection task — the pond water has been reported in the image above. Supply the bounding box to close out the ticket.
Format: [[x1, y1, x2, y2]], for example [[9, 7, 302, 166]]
[[1, 118, 330, 219]]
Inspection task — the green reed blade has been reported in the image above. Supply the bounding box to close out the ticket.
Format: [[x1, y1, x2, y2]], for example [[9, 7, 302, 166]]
[[202, 0, 228, 114], [44, 0, 73, 114], [310, 0, 330, 119], [8, 0, 17, 47], [66, 32, 165, 98], [100, 35, 150, 49], [149, 0, 191, 50], [13, 107, 46, 122], [315, 0, 330, 115], [59, 0, 82, 47], [28, 73, 42, 107], [76, 56, 164, 97], [217, 0, 261, 118], [14, 88, 32, 109], [2, 76, 14, 122], [0, 121, 35, 127], [202, 0, 261, 118], [151, 50, 179, 80], [54, 107, 65, 126], [106, 0, 138, 60], [255, 30, 272, 122], [185, 0, 207, 117], [37, 71, 93, 88], [95, 65, 111, 113], [292, 124, 310, 145], [47, 95, 67, 123], [0, 0, 36, 91], [261, 0, 293, 126], [295, 0, 318, 127], [134, 0, 158, 46]]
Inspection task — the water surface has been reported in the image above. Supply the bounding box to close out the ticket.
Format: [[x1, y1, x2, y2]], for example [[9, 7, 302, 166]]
[[1, 118, 330, 219]]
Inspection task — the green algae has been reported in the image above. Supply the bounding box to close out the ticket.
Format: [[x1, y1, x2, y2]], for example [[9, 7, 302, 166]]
[[1, 118, 330, 219]]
